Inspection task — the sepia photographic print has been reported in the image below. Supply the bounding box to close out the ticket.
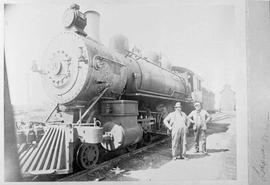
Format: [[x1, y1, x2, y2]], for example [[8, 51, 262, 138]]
[[1, 0, 270, 185]]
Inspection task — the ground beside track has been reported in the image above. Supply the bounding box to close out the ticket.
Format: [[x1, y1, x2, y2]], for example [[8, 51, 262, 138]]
[[66, 112, 237, 181]]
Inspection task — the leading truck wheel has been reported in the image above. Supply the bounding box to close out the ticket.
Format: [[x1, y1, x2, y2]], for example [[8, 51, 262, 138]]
[[76, 143, 99, 170]]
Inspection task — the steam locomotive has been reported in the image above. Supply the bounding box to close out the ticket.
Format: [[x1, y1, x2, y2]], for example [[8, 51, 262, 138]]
[[17, 4, 215, 176]]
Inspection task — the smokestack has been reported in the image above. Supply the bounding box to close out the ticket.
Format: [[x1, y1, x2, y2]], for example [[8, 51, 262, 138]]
[[84, 10, 100, 42]]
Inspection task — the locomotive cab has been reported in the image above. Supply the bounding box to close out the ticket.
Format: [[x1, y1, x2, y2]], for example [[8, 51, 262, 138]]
[[171, 66, 203, 103]]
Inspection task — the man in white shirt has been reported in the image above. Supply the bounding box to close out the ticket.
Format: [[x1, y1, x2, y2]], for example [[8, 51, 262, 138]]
[[163, 102, 188, 160], [188, 102, 211, 154]]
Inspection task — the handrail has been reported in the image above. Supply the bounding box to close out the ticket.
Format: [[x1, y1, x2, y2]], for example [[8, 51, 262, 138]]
[[45, 104, 59, 122]]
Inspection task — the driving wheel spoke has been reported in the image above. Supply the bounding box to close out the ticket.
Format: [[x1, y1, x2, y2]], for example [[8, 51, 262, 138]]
[[76, 143, 99, 170]]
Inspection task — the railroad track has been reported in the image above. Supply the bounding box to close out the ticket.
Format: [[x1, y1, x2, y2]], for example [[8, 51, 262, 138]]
[[58, 136, 170, 181]]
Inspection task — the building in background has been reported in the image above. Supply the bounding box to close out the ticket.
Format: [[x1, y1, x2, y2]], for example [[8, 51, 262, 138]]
[[219, 84, 236, 112], [202, 87, 215, 113]]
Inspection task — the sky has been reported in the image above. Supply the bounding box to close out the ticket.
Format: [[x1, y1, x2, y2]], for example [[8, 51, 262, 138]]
[[4, 0, 238, 107]]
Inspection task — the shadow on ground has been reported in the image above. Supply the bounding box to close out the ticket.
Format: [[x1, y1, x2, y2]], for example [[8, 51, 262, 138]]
[[207, 149, 229, 153], [186, 153, 209, 159]]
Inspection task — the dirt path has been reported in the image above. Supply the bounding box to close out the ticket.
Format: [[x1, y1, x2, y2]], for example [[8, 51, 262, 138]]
[[103, 114, 237, 181]]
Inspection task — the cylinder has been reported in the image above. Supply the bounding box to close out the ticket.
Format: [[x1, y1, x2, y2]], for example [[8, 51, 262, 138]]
[[101, 100, 138, 115], [101, 118, 143, 151], [100, 100, 143, 151], [84, 10, 100, 42]]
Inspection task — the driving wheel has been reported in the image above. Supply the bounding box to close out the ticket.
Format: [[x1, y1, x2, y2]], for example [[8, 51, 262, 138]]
[[76, 143, 99, 170]]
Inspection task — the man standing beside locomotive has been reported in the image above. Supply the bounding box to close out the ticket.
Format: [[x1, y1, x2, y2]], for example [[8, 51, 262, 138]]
[[163, 102, 189, 160], [188, 102, 211, 154]]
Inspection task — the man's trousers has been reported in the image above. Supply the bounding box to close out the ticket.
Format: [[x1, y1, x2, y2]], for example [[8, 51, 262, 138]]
[[194, 126, 206, 152], [171, 127, 187, 158]]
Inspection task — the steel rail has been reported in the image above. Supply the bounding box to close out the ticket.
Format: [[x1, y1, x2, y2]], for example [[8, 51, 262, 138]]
[[58, 136, 170, 181]]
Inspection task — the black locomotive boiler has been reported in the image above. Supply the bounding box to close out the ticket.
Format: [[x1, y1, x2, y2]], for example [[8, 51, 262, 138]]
[[18, 4, 214, 176]]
